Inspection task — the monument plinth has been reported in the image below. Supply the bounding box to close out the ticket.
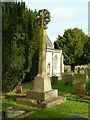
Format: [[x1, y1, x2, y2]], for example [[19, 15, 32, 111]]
[[17, 9, 65, 108]]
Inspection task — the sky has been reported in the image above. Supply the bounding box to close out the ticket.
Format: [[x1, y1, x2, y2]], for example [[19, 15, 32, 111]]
[[23, 0, 89, 43]]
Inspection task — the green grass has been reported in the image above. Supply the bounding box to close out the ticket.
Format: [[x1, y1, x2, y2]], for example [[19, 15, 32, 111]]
[[2, 80, 90, 118], [2, 99, 37, 112], [52, 80, 73, 96], [2, 81, 33, 110], [27, 100, 88, 118], [22, 81, 33, 92], [9, 81, 33, 94]]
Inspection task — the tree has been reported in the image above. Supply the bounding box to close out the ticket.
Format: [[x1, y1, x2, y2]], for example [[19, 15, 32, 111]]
[[2, 2, 26, 92], [80, 36, 90, 64], [54, 28, 88, 71], [2, 2, 40, 92]]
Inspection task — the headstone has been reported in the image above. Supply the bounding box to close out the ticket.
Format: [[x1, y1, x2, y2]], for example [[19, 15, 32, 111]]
[[64, 65, 71, 72], [62, 73, 74, 85], [15, 82, 22, 94], [80, 68, 85, 74], [52, 76, 58, 85], [86, 69, 90, 79], [73, 74, 86, 95]]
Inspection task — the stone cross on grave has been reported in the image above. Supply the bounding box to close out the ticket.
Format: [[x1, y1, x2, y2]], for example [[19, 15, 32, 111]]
[[33, 9, 52, 92], [17, 9, 65, 108]]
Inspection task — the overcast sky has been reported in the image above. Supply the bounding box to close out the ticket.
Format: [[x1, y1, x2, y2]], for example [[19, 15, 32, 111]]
[[23, 0, 88, 43]]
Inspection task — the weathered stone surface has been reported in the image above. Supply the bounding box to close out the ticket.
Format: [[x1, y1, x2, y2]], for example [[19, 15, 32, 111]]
[[62, 73, 74, 85], [86, 68, 90, 79], [33, 74, 52, 92], [42, 96, 66, 108], [64, 65, 71, 72], [73, 74, 86, 95], [51, 76, 58, 85], [17, 96, 66, 108], [26, 89, 58, 101], [4, 107, 25, 118], [15, 83, 22, 94]]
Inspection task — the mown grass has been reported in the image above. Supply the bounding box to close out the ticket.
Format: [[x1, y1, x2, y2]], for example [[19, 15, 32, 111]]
[[27, 100, 88, 118], [2, 99, 37, 112], [2, 80, 90, 118], [52, 80, 73, 96]]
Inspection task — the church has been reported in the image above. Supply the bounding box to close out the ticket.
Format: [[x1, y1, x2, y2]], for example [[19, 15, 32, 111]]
[[46, 35, 64, 79]]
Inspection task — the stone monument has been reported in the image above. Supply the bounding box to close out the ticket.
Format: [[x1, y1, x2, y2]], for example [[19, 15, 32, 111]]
[[17, 9, 65, 108], [73, 74, 86, 95]]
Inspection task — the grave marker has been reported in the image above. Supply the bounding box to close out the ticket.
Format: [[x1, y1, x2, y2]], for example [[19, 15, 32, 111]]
[[17, 9, 65, 108], [73, 74, 86, 95]]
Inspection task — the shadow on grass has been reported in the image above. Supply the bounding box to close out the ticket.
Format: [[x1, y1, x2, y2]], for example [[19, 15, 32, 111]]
[[52, 80, 73, 95], [4, 95, 18, 102]]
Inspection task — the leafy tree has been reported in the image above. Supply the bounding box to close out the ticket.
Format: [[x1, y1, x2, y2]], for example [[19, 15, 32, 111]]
[[80, 36, 90, 64], [54, 28, 88, 71]]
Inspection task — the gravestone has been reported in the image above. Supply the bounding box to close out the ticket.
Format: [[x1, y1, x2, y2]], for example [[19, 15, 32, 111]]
[[64, 65, 71, 72], [15, 82, 22, 94], [73, 74, 86, 95], [86, 68, 90, 79], [51, 76, 58, 85], [62, 73, 74, 85]]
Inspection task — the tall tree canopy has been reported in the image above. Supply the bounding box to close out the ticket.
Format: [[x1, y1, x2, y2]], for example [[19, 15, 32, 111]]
[[54, 28, 89, 71], [2, 2, 40, 92]]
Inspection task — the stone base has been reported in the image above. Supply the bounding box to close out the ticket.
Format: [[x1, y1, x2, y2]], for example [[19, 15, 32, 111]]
[[17, 96, 66, 108], [16, 73, 66, 108], [26, 89, 58, 101], [33, 74, 52, 92], [3, 107, 25, 118]]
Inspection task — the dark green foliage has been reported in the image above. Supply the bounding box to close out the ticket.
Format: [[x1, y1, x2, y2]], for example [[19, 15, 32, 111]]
[[81, 36, 90, 64], [54, 28, 89, 71], [24, 48, 39, 82], [2, 2, 40, 92]]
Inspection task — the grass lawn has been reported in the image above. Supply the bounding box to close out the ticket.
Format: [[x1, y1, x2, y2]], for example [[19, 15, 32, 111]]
[[2, 80, 90, 118], [27, 100, 88, 118]]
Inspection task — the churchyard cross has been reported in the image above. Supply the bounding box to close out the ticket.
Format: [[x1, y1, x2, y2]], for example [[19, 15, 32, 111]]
[[17, 9, 65, 108]]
